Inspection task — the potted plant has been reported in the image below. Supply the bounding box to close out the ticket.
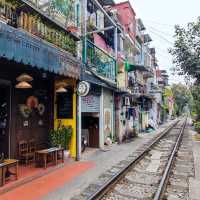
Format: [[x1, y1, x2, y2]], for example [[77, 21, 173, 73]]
[[49, 126, 72, 150], [67, 25, 78, 34]]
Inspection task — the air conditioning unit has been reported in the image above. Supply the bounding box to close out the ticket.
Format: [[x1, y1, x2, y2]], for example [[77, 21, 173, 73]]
[[123, 96, 130, 106]]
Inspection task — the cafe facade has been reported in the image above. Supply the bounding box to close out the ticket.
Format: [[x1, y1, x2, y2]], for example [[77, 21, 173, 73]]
[[0, 0, 81, 159]]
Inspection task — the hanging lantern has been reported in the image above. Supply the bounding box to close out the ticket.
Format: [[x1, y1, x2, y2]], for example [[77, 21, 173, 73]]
[[55, 81, 68, 93], [15, 81, 32, 89], [16, 73, 33, 82], [56, 86, 67, 93]]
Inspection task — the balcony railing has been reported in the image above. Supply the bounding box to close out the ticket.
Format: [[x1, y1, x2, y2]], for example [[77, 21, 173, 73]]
[[0, 0, 78, 55], [136, 25, 143, 43], [86, 40, 116, 81]]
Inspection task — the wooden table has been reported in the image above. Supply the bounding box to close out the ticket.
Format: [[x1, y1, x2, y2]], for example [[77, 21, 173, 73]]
[[0, 159, 19, 187], [35, 147, 64, 169]]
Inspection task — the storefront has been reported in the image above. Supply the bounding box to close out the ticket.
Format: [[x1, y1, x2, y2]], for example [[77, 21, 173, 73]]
[[81, 84, 101, 148], [0, 21, 81, 159], [0, 60, 54, 158], [79, 71, 116, 151]]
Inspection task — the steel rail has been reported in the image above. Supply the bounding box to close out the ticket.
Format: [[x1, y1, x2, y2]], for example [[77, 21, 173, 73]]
[[153, 118, 187, 200], [87, 119, 180, 200]]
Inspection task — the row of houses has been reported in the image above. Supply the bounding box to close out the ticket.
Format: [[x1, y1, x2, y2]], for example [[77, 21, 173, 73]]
[[0, 0, 171, 160]]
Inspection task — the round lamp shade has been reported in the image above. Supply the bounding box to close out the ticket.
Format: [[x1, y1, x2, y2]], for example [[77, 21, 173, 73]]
[[15, 81, 32, 89], [16, 73, 33, 82]]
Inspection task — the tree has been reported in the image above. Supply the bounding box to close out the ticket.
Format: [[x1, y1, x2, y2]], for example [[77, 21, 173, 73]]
[[169, 17, 200, 82], [171, 84, 193, 116], [191, 85, 200, 118]]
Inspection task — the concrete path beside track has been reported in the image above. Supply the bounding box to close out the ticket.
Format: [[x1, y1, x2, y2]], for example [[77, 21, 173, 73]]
[[189, 129, 200, 200], [0, 120, 176, 200], [43, 120, 175, 200]]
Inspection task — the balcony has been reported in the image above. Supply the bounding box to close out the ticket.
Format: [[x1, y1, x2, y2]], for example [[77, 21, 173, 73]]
[[0, 21, 81, 79], [136, 25, 143, 44], [86, 40, 116, 81], [132, 84, 147, 96], [143, 67, 154, 79], [0, 0, 79, 56]]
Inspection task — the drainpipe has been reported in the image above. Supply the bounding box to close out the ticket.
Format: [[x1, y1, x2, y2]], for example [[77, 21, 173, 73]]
[[76, 93, 81, 161], [114, 27, 118, 60], [76, 0, 87, 161]]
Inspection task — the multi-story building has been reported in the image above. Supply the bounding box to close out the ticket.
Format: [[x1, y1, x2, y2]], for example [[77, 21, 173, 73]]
[[79, 0, 118, 151]]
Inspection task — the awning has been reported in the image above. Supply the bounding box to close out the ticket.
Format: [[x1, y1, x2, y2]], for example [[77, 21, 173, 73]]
[[137, 93, 156, 101], [81, 71, 117, 91], [0, 22, 81, 79], [126, 63, 148, 72]]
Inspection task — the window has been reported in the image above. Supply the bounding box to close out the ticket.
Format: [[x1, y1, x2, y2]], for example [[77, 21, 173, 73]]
[[56, 89, 73, 119]]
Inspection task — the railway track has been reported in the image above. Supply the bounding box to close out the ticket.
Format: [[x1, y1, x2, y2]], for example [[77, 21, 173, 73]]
[[72, 118, 191, 200]]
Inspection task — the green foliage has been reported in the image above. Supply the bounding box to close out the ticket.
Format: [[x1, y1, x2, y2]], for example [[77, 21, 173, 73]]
[[51, 0, 74, 19], [191, 85, 200, 118], [194, 121, 200, 133], [169, 17, 200, 81], [49, 126, 72, 150], [171, 84, 193, 116]]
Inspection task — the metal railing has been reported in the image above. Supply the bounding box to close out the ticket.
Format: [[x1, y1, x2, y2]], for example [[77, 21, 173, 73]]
[[86, 40, 116, 81]]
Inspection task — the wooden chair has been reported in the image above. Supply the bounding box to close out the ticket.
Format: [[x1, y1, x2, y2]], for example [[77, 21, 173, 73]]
[[18, 140, 34, 165], [28, 139, 36, 163]]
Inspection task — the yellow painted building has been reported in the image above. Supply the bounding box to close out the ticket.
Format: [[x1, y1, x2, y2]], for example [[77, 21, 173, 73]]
[[54, 78, 77, 158]]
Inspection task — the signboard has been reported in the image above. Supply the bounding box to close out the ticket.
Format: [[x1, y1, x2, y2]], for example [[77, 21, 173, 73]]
[[81, 95, 100, 113], [77, 81, 90, 97], [56, 90, 73, 119]]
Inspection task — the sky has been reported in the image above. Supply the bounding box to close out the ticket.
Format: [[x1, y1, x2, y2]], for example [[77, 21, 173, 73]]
[[115, 0, 200, 84]]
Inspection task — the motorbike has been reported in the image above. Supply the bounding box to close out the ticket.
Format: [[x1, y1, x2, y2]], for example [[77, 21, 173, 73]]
[[81, 136, 87, 153]]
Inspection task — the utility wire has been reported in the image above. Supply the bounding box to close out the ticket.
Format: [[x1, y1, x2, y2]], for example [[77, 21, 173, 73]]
[[143, 19, 175, 28], [146, 24, 174, 38], [147, 28, 174, 46]]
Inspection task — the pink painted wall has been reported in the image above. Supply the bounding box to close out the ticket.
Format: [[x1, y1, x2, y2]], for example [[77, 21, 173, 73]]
[[112, 1, 136, 41], [93, 33, 108, 52]]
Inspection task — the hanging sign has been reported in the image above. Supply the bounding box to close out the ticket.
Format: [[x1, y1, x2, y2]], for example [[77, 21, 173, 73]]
[[77, 81, 90, 97]]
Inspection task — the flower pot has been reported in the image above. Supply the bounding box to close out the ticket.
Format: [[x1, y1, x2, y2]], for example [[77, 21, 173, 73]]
[[67, 25, 78, 33]]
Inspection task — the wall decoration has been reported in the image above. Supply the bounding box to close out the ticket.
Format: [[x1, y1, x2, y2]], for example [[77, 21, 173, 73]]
[[19, 104, 32, 118], [19, 96, 46, 118], [23, 120, 29, 127], [38, 120, 44, 126], [26, 96, 39, 108], [104, 108, 112, 138], [37, 104, 45, 116]]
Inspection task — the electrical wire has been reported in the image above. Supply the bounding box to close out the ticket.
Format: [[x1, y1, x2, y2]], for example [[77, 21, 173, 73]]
[[147, 28, 174, 45], [143, 19, 175, 28], [145, 24, 174, 38]]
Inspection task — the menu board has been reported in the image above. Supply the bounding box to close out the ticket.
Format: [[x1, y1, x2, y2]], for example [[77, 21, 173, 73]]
[[57, 90, 73, 119]]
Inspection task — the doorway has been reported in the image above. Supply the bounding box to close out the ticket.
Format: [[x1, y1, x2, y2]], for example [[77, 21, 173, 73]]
[[0, 84, 10, 158], [82, 113, 99, 148]]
